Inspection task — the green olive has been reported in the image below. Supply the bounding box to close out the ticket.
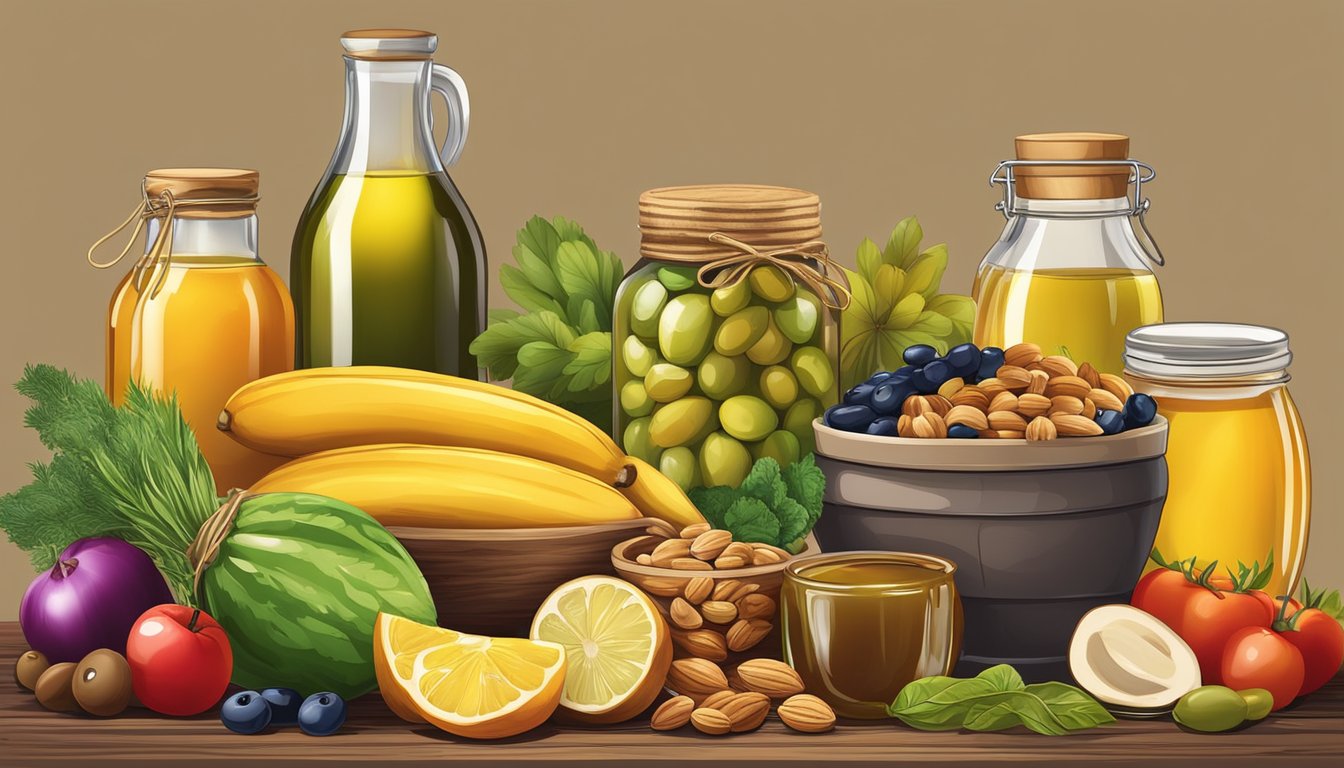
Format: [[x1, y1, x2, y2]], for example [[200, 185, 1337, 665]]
[[759, 365, 799, 410], [746, 317, 792, 366], [748, 264, 796, 303], [622, 335, 661, 377], [783, 397, 821, 456], [753, 430, 801, 467], [623, 416, 662, 466], [775, 292, 821, 344], [620, 379, 654, 417], [650, 397, 716, 448], [645, 363, 694, 403], [719, 395, 779, 442], [1173, 685, 1248, 733], [697, 351, 752, 400], [658, 265, 698, 291], [657, 294, 714, 365], [700, 432, 753, 487], [711, 280, 751, 316], [630, 280, 668, 338], [791, 346, 836, 398], [1238, 688, 1274, 721], [659, 446, 702, 492], [714, 306, 770, 356]]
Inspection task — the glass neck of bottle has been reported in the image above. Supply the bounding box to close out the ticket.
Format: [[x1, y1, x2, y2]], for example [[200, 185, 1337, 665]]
[[145, 215, 259, 262], [1012, 196, 1133, 218], [330, 58, 442, 175]]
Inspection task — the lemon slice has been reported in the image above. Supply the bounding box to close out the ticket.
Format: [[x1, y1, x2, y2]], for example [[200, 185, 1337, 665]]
[[530, 575, 672, 724], [373, 612, 566, 739]]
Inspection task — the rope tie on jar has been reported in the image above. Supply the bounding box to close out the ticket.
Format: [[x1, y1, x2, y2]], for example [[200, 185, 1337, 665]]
[[695, 233, 852, 310], [87, 183, 261, 299]]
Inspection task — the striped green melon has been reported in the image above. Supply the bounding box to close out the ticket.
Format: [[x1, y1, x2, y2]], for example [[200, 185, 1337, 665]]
[[201, 492, 436, 698]]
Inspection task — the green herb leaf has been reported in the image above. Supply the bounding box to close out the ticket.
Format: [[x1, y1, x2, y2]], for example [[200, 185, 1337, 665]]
[[516, 216, 563, 275], [470, 311, 575, 382], [773, 497, 810, 549], [556, 240, 617, 329], [884, 216, 924, 272], [499, 264, 567, 317], [963, 692, 1070, 735], [688, 486, 736, 530], [738, 457, 787, 509], [856, 238, 883, 286], [781, 454, 825, 526], [1024, 682, 1116, 730], [724, 497, 781, 546], [889, 666, 1112, 735], [563, 332, 612, 393]]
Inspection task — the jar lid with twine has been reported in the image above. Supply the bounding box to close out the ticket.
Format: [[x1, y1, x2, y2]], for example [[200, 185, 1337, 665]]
[[1013, 132, 1132, 200], [638, 184, 849, 309]]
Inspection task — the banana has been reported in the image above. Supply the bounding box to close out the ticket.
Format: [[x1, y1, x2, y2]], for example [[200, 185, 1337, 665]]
[[249, 444, 642, 529], [622, 457, 710, 531]]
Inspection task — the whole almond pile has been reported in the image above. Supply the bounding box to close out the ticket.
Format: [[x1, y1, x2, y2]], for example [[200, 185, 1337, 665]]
[[650, 660, 835, 735]]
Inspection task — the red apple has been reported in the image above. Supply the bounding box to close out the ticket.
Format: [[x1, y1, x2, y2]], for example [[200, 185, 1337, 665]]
[[126, 604, 232, 716]]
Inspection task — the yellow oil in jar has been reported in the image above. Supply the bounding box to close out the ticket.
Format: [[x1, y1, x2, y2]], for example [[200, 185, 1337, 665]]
[[973, 266, 1163, 374], [1142, 387, 1311, 596]]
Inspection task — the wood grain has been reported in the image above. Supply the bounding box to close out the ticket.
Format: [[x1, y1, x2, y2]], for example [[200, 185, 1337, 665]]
[[1, 623, 1340, 767]]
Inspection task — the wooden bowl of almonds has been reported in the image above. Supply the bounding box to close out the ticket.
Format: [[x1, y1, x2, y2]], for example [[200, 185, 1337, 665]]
[[611, 523, 819, 694]]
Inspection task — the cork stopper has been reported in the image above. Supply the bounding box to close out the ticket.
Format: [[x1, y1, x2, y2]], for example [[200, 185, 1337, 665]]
[[638, 184, 822, 262], [143, 168, 258, 218], [1013, 132, 1131, 200]]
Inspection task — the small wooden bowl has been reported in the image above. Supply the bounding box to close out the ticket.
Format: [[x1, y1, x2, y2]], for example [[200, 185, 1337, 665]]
[[391, 518, 677, 638]]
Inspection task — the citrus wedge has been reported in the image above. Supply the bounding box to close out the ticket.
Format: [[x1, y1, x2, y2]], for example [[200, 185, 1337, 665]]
[[530, 575, 672, 724], [373, 612, 566, 739]]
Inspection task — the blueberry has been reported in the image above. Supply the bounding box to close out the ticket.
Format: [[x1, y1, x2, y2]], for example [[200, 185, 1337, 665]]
[[1123, 393, 1158, 429], [922, 359, 953, 388], [946, 343, 980, 378], [903, 344, 938, 366], [977, 347, 1006, 381], [825, 404, 876, 432], [895, 365, 916, 378], [221, 690, 272, 735], [261, 687, 302, 728], [298, 692, 346, 737], [948, 424, 980, 439], [867, 371, 892, 384], [870, 379, 915, 415], [909, 367, 936, 394], [1095, 409, 1126, 435], [866, 417, 899, 437], [845, 383, 877, 406]]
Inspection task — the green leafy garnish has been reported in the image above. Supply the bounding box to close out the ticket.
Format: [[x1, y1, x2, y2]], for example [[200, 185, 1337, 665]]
[[1297, 580, 1344, 634], [839, 216, 975, 389], [888, 665, 1114, 736], [688, 455, 825, 551], [469, 216, 622, 431]]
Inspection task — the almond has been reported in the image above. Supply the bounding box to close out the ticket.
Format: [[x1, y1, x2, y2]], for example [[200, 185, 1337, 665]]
[[1004, 342, 1043, 367], [996, 365, 1032, 391], [1027, 369, 1050, 395], [751, 542, 792, 559], [726, 619, 772, 652], [670, 597, 703, 630], [987, 410, 1027, 431], [719, 691, 771, 732], [1082, 397, 1097, 419], [901, 395, 934, 418], [1048, 395, 1083, 416], [684, 576, 713, 605], [1045, 375, 1091, 400], [735, 658, 805, 698], [650, 695, 695, 730], [1026, 416, 1057, 441], [690, 529, 732, 561], [736, 592, 777, 621], [925, 395, 953, 416], [680, 522, 712, 540], [977, 429, 999, 439], [949, 386, 990, 411], [722, 542, 754, 560], [714, 554, 748, 570], [640, 576, 687, 597], [751, 548, 782, 566], [671, 557, 713, 571], [896, 413, 915, 437], [945, 404, 989, 431], [977, 377, 1008, 397], [690, 707, 732, 735], [712, 579, 742, 602], [987, 391, 1019, 413], [1051, 413, 1104, 437], [936, 377, 965, 399], [1039, 355, 1078, 378], [701, 689, 737, 710], [1016, 392, 1052, 418], [668, 658, 729, 696], [996, 430, 1026, 439], [1099, 372, 1134, 401], [651, 537, 693, 567], [636, 553, 653, 566], [1088, 387, 1124, 412], [727, 581, 759, 602], [700, 600, 738, 625], [1078, 361, 1102, 389], [674, 629, 729, 661], [777, 694, 837, 733]]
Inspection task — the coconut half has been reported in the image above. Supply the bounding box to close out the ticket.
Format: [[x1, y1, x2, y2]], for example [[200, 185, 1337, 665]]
[[1069, 604, 1201, 714]]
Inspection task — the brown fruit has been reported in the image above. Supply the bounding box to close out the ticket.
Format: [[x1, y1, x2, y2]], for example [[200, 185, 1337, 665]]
[[72, 649, 132, 717], [683, 576, 713, 605], [734, 658, 805, 698], [719, 691, 770, 732], [670, 597, 703, 630], [650, 695, 694, 730], [14, 649, 49, 691], [34, 662, 79, 713], [690, 529, 732, 561], [667, 658, 728, 696], [726, 619, 772, 652], [777, 694, 837, 733], [736, 593, 776, 621], [673, 629, 729, 661], [690, 707, 732, 735]]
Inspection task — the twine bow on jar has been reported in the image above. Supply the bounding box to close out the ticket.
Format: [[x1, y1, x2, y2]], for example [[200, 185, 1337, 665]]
[[694, 233, 852, 310]]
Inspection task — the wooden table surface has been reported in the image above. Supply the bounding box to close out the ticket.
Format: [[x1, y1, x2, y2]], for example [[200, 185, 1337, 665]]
[[1, 623, 1341, 767]]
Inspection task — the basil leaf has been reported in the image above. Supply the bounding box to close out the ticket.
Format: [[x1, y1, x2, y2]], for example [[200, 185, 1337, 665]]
[[1024, 682, 1116, 730], [964, 692, 1069, 736], [975, 664, 1026, 692], [888, 677, 1001, 730]]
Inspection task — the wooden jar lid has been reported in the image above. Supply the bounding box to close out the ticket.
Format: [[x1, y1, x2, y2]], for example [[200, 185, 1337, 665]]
[[638, 184, 822, 261], [1013, 132, 1132, 200]]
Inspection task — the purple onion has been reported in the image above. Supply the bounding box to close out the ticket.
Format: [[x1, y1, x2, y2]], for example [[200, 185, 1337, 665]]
[[19, 537, 174, 662]]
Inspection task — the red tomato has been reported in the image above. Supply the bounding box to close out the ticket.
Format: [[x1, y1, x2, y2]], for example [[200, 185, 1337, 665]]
[[1221, 627, 1305, 711], [1277, 608, 1344, 697], [1253, 591, 1301, 624], [1131, 568, 1272, 684], [126, 604, 232, 716]]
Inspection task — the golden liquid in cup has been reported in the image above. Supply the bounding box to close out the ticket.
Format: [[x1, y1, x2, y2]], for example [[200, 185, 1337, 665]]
[[781, 552, 962, 719]]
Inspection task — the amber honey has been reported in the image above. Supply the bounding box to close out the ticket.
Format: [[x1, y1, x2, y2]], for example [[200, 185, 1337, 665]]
[[781, 552, 962, 718]]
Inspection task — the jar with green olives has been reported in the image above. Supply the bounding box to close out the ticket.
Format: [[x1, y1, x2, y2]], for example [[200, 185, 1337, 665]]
[[614, 185, 846, 491]]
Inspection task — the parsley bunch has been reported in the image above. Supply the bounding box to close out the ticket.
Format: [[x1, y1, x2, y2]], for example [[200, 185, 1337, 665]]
[[688, 455, 825, 553]]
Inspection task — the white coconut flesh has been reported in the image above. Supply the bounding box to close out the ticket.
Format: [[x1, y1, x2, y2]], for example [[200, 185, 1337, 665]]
[[1069, 604, 1201, 710]]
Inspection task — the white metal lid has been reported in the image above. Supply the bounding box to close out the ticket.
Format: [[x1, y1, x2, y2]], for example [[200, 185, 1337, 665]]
[[1124, 322, 1292, 379]]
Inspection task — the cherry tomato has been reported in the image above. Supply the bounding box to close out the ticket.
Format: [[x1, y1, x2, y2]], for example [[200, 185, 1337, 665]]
[[1221, 627, 1304, 711], [1131, 568, 1271, 684]]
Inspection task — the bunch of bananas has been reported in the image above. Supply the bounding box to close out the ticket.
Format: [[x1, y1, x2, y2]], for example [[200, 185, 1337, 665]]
[[222, 367, 705, 530]]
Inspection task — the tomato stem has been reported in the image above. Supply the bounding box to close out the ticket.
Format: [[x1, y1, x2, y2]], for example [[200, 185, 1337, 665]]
[[1272, 594, 1296, 633], [187, 608, 201, 633]]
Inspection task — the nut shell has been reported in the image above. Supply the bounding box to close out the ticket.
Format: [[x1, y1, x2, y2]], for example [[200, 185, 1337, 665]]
[[777, 693, 837, 733], [667, 657, 729, 696], [683, 576, 713, 605], [700, 600, 739, 625], [690, 529, 732, 561], [691, 707, 732, 735], [734, 658, 805, 698], [670, 597, 703, 630], [650, 695, 695, 730], [673, 629, 729, 661], [726, 619, 772, 652], [720, 691, 770, 732]]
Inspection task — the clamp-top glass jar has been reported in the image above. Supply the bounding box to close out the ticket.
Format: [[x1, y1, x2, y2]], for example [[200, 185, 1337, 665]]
[[613, 185, 847, 491], [973, 132, 1165, 374]]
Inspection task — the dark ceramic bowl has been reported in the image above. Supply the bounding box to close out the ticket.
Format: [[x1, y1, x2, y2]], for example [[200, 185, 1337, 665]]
[[810, 417, 1168, 682]]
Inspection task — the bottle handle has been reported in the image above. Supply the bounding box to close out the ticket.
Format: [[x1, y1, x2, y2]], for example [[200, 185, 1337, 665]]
[[429, 64, 470, 167]]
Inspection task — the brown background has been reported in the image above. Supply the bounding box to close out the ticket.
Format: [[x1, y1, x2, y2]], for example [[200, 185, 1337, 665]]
[[0, 0, 1339, 619]]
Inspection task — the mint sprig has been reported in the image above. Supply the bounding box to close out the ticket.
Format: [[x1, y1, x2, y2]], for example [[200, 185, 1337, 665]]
[[687, 455, 825, 552]]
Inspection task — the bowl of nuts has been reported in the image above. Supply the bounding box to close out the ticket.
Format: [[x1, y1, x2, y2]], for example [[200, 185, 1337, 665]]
[[611, 523, 818, 696], [813, 342, 1169, 684]]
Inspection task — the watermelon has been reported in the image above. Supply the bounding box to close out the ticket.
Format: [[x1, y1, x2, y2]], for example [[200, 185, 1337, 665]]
[[201, 492, 436, 698]]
